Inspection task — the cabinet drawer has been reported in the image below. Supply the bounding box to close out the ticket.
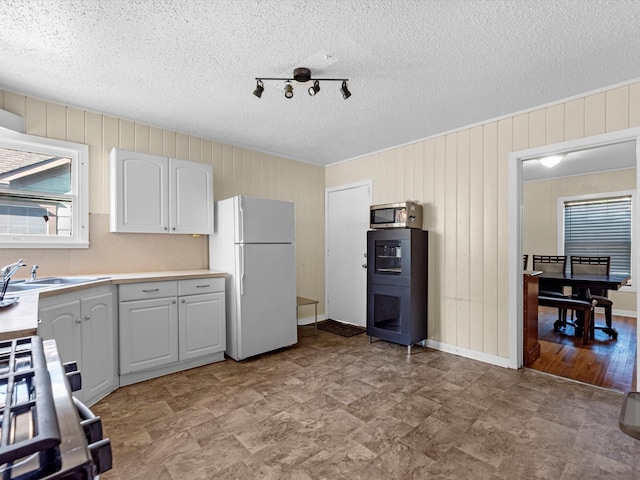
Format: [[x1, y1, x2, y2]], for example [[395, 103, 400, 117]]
[[119, 281, 178, 301], [178, 277, 224, 296]]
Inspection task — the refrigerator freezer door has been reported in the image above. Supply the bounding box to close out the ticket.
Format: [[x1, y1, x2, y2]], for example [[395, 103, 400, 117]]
[[235, 196, 295, 244], [234, 243, 297, 360]]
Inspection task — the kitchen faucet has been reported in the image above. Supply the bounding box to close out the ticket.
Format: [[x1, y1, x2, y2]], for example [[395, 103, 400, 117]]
[[0, 258, 26, 301], [1, 259, 26, 284]]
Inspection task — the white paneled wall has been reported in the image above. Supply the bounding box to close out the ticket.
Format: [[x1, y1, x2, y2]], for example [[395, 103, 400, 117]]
[[0, 89, 325, 314], [326, 80, 640, 359]]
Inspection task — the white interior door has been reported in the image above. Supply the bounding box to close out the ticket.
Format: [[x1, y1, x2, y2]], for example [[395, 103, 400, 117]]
[[325, 181, 372, 326]]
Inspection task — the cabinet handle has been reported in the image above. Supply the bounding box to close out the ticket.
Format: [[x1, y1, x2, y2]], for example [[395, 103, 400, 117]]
[[76, 318, 82, 324], [196, 284, 210, 288], [37, 318, 42, 324], [172, 227, 176, 231], [172, 300, 177, 304], [181, 299, 186, 303], [85, 315, 90, 321], [142, 288, 160, 293], [164, 227, 168, 231]]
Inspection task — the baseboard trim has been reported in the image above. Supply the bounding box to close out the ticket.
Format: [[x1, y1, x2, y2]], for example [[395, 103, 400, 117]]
[[423, 339, 511, 369], [297, 314, 326, 326]]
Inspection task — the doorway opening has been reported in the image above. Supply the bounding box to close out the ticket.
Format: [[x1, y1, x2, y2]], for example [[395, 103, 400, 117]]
[[508, 128, 640, 391]]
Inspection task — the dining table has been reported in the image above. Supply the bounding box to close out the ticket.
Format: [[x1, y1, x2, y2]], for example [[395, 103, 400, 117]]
[[536, 270, 631, 339]]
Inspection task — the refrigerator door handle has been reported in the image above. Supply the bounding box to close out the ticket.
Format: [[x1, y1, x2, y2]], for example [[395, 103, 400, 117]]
[[238, 197, 245, 243], [239, 244, 245, 295]]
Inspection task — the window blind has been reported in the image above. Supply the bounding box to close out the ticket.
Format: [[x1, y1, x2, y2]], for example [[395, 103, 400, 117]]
[[564, 196, 632, 275]]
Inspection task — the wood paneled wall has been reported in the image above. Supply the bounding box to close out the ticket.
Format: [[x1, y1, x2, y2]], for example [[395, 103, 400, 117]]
[[326, 81, 640, 359], [0, 90, 326, 312]]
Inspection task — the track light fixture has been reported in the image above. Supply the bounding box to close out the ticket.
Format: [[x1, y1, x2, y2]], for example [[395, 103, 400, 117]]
[[284, 81, 294, 99], [253, 67, 351, 100], [252, 79, 264, 98], [340, 81, 351, 99]]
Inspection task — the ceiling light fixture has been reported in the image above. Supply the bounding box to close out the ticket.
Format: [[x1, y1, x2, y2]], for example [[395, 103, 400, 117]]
[[539, 155, 563, 168], [308, 80, 320, 96], [252, 79, 264, 98], [254, 67, 350, 99], [284, 81, 294, 99]]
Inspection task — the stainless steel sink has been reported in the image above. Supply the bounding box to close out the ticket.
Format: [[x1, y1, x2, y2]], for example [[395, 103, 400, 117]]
[[4, 283, 50, 293], [27, 276, 107, 285], [4, 276, 109, 294]]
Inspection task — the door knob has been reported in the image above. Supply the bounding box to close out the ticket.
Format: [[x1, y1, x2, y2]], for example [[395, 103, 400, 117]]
[[362, 263, 367, 268]]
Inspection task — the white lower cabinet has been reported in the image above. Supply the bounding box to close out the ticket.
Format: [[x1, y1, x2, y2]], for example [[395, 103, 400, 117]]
[[118, 277, 225, 385], [38, 286, 118, 407]]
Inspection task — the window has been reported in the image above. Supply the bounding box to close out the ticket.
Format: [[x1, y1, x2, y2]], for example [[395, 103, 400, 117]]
[[0, 129, 88, 248], [562, 192, 633, 277]]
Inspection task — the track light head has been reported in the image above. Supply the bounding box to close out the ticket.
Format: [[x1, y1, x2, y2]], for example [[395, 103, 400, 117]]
[[253, 80, 264, 98], [308, 80, 320, 96], [341, 81, 351, 100], [284, 81, 294, 99]]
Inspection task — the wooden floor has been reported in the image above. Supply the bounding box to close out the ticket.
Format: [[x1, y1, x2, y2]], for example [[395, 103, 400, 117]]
[[530, 306, 637, 392]]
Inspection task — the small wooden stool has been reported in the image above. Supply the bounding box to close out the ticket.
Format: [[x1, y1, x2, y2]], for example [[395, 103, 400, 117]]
[[297, 296, 319, 335]]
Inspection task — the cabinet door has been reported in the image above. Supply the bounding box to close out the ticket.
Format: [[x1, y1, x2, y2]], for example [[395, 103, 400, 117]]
[[169, 158, 213, 234], [39, 298, 82, 374], [81, 290, 117, 404], [178, 292, 225, 361], [119, 297, 178, 374], [110, 148, 169, 233]]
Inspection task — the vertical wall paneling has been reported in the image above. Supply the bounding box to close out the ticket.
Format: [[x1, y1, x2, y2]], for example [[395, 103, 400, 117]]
[[3, 91, 26, 118], [444, 133, 458, 345], [134, 123, 150, 153], [162, 130, 177, 158], [149, 126, 164, 155], [211, 141, 223, 201], [46, 103, 66, 141], [528, 109, 546, 148], [242, 148, 252, 195], [404, 145, 415, 201], [221, 144, 233, 199], [188, 136, 202, 162], [456, 129, 471, 349], [413, 143, 425, 203], [432, 136, 446, 341], [496, 118, 513, 358], [119, 120, 135, 150], [468, 126, 484, 352], [66, 107, 85, 144], [421, 140, 435, 339], [103, 116, 119, 215], [630, 82, 640, 127], [25, 97, 46, 137], [512, 114, 529, 151], [175, 133, 189, 160], [85, 112, 104, 214], [564, 98, 585, 141], [606, 86, 630, 132], [482, 122, 499, 355], [584, 92, 606, 137], [232, 147, 244, 196], [545, 104, 564, 146]]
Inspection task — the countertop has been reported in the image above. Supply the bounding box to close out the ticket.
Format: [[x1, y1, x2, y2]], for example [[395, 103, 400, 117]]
[[0, 269, 226, 340]]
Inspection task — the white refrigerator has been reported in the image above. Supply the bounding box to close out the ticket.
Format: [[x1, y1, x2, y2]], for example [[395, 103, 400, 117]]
[[209, 195, 297, 361]]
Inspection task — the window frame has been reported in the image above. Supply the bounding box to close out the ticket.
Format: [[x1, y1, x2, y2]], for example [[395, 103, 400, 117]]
[[557, 189, 636, 291], [0, 128, 89, 248]]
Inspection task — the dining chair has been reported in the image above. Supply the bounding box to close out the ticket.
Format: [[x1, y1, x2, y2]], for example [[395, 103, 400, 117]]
[[523, 254, 528, 270], [570, 256, 616, 339], [532, 255, 569, 325]]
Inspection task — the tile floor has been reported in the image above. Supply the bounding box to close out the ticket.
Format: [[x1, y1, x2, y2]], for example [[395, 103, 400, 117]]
[[95, 327, 640, 479]]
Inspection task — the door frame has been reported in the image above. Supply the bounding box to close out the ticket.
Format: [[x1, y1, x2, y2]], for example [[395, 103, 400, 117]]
[[508, 128, 640, 379], [324, 180, 373, 323]]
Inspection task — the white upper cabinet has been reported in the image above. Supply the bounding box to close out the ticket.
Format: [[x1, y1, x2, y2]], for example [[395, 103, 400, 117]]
[[110, 148, 213, 234]]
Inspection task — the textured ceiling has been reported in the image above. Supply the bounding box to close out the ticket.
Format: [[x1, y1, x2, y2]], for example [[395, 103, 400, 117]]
[[1, 1, 640, 166]]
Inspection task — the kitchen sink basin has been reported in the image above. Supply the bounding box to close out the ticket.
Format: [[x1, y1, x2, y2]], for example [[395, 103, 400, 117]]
[[3, 276, 109, 295], [4, 283, 50, 292], [27, 276, 107, 285]]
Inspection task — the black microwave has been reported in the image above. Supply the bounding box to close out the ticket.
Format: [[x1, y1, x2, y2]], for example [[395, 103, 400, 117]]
[[370, 201, 423, 229]]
